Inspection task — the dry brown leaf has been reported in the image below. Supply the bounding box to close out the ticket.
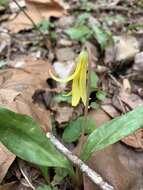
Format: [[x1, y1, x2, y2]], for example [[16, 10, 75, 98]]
[[0, 89, 20, 106], [122, 129, 143, 150], [105, 35, 140, 64], [89, 109, 111, 127], [0, 55, 53, 123], [28, 0, 52, 3], [9, 56, 52, 81], [0, 69, 43, 94], [83, 109, 142, 190], [0, 62, 52, 180], [83, 144, 140, 190], [112, 89, 143, 150], [8, 0, 68, 33], [134, 51, 143, 71], [0, 59, 53, 183], [119, 90, 143, 109], [30, 103, 52, 132], [101, 104, 120, 118], [0, 68, 52, 129], [52, 103, 74, 124], [0, 143, 15, 183], [0, 182, 17, 190]]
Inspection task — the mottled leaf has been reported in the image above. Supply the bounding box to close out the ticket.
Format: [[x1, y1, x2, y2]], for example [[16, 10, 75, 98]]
[[0, 107, 73, 175], [62, 116, 96, 143], [96, 90, 106, 101], [36, 185, 58, 190], [90, 71, 98, 89], [81, 106, 143, 160], [65, 26, 92, 42]]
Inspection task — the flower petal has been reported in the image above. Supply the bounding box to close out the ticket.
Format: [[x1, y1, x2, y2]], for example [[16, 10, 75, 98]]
[[63, 91, 72, 96], [49, 56, 82, 83], [71, 75, 80, 106], [79, 50, 88, 105]]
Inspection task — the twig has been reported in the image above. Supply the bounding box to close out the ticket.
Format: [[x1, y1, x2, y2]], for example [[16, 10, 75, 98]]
[[108, 73, 122, 88], [46, 132, 114, 190], [12, 0, 44, 37], [109, 0, 121, 6], [72, 4, 128, 12], [80, 43, 92, 138], [19, 165, 35, 190]]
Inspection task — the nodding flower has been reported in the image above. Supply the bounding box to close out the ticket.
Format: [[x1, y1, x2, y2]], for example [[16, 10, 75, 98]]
[[49, 49, 88, 106]]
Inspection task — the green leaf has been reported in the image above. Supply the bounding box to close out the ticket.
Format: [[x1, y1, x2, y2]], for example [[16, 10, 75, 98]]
[[0, 107, 73, 175], [36, 185, 58, 190], [53, 93, 71, 103], [128, 23, 143, 30], [62, 116, 96, 143], [36, 185, 51, 190], [96, 90, 106, 101], [81, 106, 143, 161], [75, 13, 90, 26], [65, 26, 92, 42], [90, 102, 100, 110], [0, 60, 7, 68], [0, 0, 8, 6], [39, 166, 49, 183], [85, 116, 96, 134], [52, 168, 68, 186], [90, 71, 98, 89], [93, 26, 110, 49], [37, 20, 55, 33]]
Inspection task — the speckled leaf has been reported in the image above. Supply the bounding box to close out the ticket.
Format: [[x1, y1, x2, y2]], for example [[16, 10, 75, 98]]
[[0, 107, 73, 174], [81, 106, 143, 161], [62, 116, 96, 143], [36, 185, 58, 190], [65, 26, 92, 41]]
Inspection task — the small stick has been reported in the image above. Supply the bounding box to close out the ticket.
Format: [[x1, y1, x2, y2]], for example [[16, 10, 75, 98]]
[[19, 165, 35, 190], [72, 4, 128, 12], [46, 132, 114, 190], [80, 43, 92, 140], [12, 0, 45, 37]]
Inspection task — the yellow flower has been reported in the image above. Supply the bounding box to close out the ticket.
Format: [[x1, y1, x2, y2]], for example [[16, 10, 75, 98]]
[[49, 50, 88, 106]]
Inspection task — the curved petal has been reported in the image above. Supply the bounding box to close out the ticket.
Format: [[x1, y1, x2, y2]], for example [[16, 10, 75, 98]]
[[71, 75, 80, 106], [79, 51, 88, 105], [63, 91, 72, 96], [49, 57, 82, 83]]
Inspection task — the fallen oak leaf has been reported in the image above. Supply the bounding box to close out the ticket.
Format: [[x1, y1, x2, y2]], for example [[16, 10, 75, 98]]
[[0, 182, 17, 190], [9, 56, 53, 81], [0, 143, 15, 183], [8, 0, 68, 33]]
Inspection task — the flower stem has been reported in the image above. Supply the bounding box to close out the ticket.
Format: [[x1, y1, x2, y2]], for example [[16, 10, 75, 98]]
[[75, 43, 92, 187], [81, 43, 92, 140]]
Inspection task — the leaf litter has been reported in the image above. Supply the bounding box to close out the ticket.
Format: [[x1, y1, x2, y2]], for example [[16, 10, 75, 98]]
[[1, 0, 143, 189], [7, 0, 68, 33]]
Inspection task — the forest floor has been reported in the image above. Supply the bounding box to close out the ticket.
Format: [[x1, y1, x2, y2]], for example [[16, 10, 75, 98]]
[[0, 0, 143, 190]]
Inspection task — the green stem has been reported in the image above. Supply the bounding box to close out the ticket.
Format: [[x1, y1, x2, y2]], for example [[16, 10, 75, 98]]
[[75, 44, 92, 188], [81, 43, 92, 139]]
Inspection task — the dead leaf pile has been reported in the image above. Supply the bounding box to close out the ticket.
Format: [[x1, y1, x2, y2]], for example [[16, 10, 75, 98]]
[[82, 109, 143, 190], [0, 143, 15, 183], [8, 0, 68, 33], [0, 56, 53, 183]]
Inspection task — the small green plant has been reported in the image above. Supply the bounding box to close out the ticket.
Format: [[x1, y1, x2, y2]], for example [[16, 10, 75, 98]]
[[0, 105, 143, 188], [36, 185, 58, 190], [65, 26, 92, 43], [0, 0, 8, 6], [62, 116, 96, 143], [36, 20, 57, 45], [65, 13, 113, 49], [0, 51, 143, 189], [37, 20, 55, 34]]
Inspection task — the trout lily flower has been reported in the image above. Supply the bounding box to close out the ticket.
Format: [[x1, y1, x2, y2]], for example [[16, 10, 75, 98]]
[[50, 50, 88, 106]]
